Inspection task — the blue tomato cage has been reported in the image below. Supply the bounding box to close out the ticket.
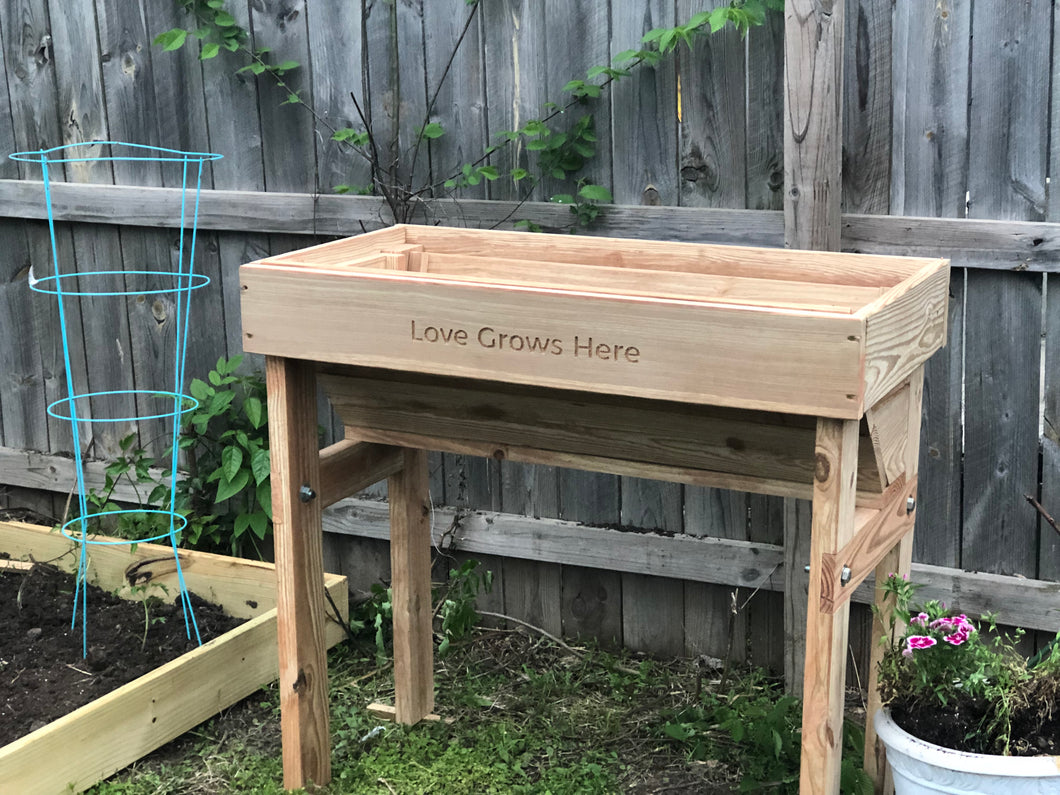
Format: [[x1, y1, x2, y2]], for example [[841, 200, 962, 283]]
[[9, 142, 223, 656]]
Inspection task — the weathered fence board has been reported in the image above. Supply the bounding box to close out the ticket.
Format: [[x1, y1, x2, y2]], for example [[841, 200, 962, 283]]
[[962, 271, 1043, 575], [890, 0, 970, 219], [841, 0, 890, 215], [252, 0, 314, 195], [967, 0, 1050, 222], [422, 0, 488, 202], [1040, 279, 1059, 581], [745, 9, 785, 211], [307, 0, 369, 197], [611, 0, 678, 207], [677, 0, 746, 210]]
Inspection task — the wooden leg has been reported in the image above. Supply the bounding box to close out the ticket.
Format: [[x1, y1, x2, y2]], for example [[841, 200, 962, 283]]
[[800, 418, 859, 794], [865, 368, 923, 794], [265, 356, 331, 789], [389, 447, 435, 723], [864, 535, 912, 794]]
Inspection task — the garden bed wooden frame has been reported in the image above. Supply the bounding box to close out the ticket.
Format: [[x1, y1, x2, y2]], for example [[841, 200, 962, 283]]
[[241, 225, 950, 794], [0, 520, 348, 795]]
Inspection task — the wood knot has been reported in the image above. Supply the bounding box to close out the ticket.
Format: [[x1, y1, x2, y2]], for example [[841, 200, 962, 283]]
[[814, 453, 831, 483], [292, 668, 307, 694]]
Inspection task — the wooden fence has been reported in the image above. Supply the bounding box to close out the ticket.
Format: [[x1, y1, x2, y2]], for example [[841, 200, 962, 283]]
[[0, 0, 1058, 676]]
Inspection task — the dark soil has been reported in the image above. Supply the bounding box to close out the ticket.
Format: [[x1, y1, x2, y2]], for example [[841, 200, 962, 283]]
[[0, 560, 244, 747], [890, 691, 1060, 756]]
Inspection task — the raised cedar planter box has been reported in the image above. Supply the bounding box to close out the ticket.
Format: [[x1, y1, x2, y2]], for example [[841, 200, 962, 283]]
[[240, 224, 949, 419], [238, 226, 950, 791], [0, 520, 348, 795]]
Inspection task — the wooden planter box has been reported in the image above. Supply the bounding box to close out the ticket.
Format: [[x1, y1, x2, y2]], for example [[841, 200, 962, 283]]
[[0, 520, 348, 795], [240, 225, 949, 419]]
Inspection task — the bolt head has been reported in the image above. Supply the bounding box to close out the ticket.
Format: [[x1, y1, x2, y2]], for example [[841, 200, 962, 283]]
[[906, 496, 916, 514]]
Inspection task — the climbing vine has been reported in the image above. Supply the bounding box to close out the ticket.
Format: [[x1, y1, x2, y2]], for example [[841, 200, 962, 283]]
[[156, 0, 780, 229]]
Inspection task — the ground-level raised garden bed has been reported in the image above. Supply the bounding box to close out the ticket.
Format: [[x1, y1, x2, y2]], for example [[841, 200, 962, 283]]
[[0, 520, 348, 795]]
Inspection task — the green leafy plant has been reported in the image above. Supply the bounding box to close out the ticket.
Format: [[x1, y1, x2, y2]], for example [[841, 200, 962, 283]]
[[178, 355, 271, 558], [80, 356, 270, 559], [876, 573, 1060, 756]]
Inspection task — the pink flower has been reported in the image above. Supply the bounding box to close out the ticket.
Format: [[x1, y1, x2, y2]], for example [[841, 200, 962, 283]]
[[943, 631, 968, 646], [910, 612, 929, 626], [905, 635, 937, 654]]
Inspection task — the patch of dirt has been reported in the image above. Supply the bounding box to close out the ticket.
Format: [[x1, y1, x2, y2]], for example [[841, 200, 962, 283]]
[[890, 692, 1060, 756], [0, 561, 244, 747]]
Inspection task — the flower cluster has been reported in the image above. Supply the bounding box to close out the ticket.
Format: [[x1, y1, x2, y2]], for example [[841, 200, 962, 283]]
[[902, 611, 976, 657]]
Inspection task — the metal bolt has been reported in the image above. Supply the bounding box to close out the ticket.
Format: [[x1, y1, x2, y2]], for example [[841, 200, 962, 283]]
[[906, 496, 916, 514], [298, 484, 316, 503], [804, 564, 811, 573], [840, 565, 852, 586]]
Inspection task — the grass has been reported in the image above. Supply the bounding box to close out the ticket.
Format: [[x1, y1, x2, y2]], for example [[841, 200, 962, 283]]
[[87, 622, 873, 794]]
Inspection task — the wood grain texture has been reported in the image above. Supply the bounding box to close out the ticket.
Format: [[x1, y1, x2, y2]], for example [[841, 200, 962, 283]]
[[784, 0, 844, 251], [1053, 4, 1060, 222], [315, 366, 889, 497], [864, 372, 922, 787], [306, 0, 370, 195], [781, 496, 811, 687], [388, 446, 435, 724], [0, 0, 63, 167], [800, 417, 858, 794], [746, 8, 785, 210], [741, 496, 784, 669], [250, 0, 315, 194], [623, 572, 684, 657], [961, 271, 1041, 576], [422, 0, 488, 200], [317, 439, 403, 508], [621, 471, 683, 657], [242, 264, 869, 418], [421, 252, 887, 311], [480, 0, 546, 203], [97, 0, 211, 458], [6, 181, 1060, 272], [861, 263, 949, 410], [841, 0, 889, 214], [198, 1, 263, 192], [394, 0, 428, 193], [677, 0, 746, 210], [0, 221, 46, 451], [265, 356, 331, 788], [49, 0, 135, 457], [1041, 276, 1059, 580], [820, 475, 916, 612], [503, 557, 563, 637], [890, 0, 970, 218], [967, 0, 1050, 222], [611, 0, 678, 207], [542, 0, 611, 200], [317, 496, 1060, 632], [562, 565, 623, 647]]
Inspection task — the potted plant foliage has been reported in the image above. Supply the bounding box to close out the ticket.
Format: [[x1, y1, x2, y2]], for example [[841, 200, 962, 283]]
[[873, 574, 1060, 794]]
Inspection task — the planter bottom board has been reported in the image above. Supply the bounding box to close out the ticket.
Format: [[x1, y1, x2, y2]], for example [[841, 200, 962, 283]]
[[0, 521, 348, 795]]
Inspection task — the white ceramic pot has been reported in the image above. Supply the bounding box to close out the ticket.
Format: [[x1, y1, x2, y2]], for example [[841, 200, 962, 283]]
[[874, 708, 1060, 794]]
